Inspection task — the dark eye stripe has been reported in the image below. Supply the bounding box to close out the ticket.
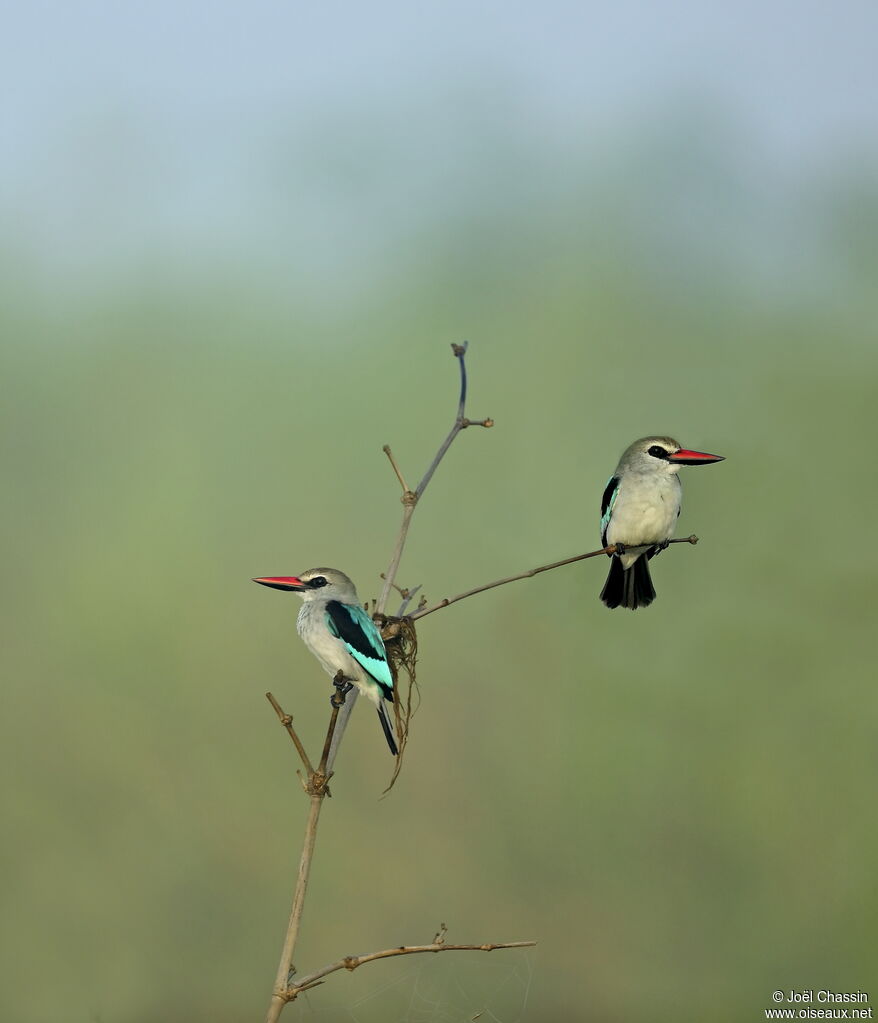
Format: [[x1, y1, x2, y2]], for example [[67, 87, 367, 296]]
[[309, 576, 328, 588], [648, 445, 670, 459]]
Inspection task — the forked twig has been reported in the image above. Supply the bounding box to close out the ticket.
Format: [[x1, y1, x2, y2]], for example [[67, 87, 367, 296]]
[[375, 342, 492, 618], [264, 683, 353, 1023], [327, 342, 492, 772], [262, 346, 527, 1023], [395, 583, 422, 617]]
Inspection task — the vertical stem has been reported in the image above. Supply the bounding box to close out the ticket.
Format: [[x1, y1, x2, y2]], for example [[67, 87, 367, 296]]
[[375, 503, 416, 616], [265, 793, 324, 1023], [375, 345, 470, 615]]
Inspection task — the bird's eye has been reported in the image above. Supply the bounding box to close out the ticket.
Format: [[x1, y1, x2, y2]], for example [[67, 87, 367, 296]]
[[648, 445, 669, 459], [309, 576, 328, 588]]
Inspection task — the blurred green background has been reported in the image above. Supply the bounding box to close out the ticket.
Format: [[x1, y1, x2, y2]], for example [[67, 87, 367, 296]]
[[3, 3, 877, 1021]]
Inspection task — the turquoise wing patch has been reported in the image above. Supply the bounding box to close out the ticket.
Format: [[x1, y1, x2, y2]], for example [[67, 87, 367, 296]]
[[325, 601, 394, 694]]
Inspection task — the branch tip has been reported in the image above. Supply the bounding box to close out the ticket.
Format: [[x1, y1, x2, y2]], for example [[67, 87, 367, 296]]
[[409, 535, 703, 621], [383, 444, 410, 493], [284, 934, 537, 1000], [265, 692, 315, 777], [376, 341, 488, 615]]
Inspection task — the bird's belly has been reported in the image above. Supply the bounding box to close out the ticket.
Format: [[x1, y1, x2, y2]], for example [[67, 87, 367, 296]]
[[607, 492, 677, 547]]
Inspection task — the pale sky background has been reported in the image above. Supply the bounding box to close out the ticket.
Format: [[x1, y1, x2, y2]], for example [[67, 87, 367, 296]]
[[2, 0, 876, 295]]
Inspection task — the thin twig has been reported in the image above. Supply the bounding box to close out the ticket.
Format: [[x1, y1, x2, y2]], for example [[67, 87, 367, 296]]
[[382, 445, 410, 493], [375, 342, 492, 618], [282, 935, 537, 1002], [327, 343, 491, 772], [263, 345, 511, 1023], [379, 575, 420, 606], [314, 673, 350, 784], [323, 693, 359, 776], [266, 692, 314, 777], [317, 705, 340, 780], [375, 505, 416, 620], [409, 536, 700, 621], [411, 344, 468, 499], [395, 583, 422, 617], [413, 344, 495, 499], [379, 575, 424, 617]]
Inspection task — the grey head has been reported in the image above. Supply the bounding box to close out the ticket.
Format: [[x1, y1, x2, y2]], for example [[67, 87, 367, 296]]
[[252, 566, 360, 604], [615, 436, 724, 476]]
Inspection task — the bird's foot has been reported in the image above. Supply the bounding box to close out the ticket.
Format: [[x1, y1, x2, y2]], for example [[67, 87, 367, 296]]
[[331, 673, 355, 707], [613, 542, 627, 555], [656, 539, 670, 551]]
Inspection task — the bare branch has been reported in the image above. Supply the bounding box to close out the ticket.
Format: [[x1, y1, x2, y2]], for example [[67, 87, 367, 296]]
[[323, 693, 358, 775], [395, 583, 422, 617], [375, 342, 491, 617], [378, 575, 424, 617], [266, 793, 324, 1023], [412, 343, 494, 500], [264, 682, 355, 1023], [266, 692, 314, 778], [409, 536, 700, 621], [374, 504, 415, 621], [313, 673, 352, 787], [452, 341, 468, 416], [262, 346, 516, 1022], [382, 444, 410, 494], [281, 930, 537, 1002]]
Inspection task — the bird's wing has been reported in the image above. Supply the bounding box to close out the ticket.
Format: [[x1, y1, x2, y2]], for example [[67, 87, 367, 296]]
[[324, 601, 394, 699], [600, 476, 620, 547]]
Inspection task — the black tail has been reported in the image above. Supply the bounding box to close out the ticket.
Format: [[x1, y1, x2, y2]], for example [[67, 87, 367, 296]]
[[600, 554, 656, 610], [377, 703, 399, 756]]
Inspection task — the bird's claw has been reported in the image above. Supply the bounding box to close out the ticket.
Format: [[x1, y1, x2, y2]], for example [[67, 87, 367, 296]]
[[614, 542, 626, 555], [331, 676, 354, 707]]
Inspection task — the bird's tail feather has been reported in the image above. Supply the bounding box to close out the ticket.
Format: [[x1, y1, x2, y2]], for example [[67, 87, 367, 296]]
[[600, 555, 656, 610], [376, 702, 399, 756]]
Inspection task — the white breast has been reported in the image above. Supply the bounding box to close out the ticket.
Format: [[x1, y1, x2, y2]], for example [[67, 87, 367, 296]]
[[295, 601, 384, 707], [606, 473, 681, 564]]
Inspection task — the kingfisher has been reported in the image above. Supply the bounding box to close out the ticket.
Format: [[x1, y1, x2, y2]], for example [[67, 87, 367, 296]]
[[600, 437, 724, 610], [253, 567, 398, 755]]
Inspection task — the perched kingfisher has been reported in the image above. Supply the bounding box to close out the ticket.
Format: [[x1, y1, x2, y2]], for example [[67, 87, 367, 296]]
[[253, 567, 398, 755], [600, 437, 724, 610]]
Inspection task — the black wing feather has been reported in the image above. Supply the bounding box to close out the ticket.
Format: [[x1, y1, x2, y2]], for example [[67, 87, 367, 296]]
[[600, 476, 620, 548]]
